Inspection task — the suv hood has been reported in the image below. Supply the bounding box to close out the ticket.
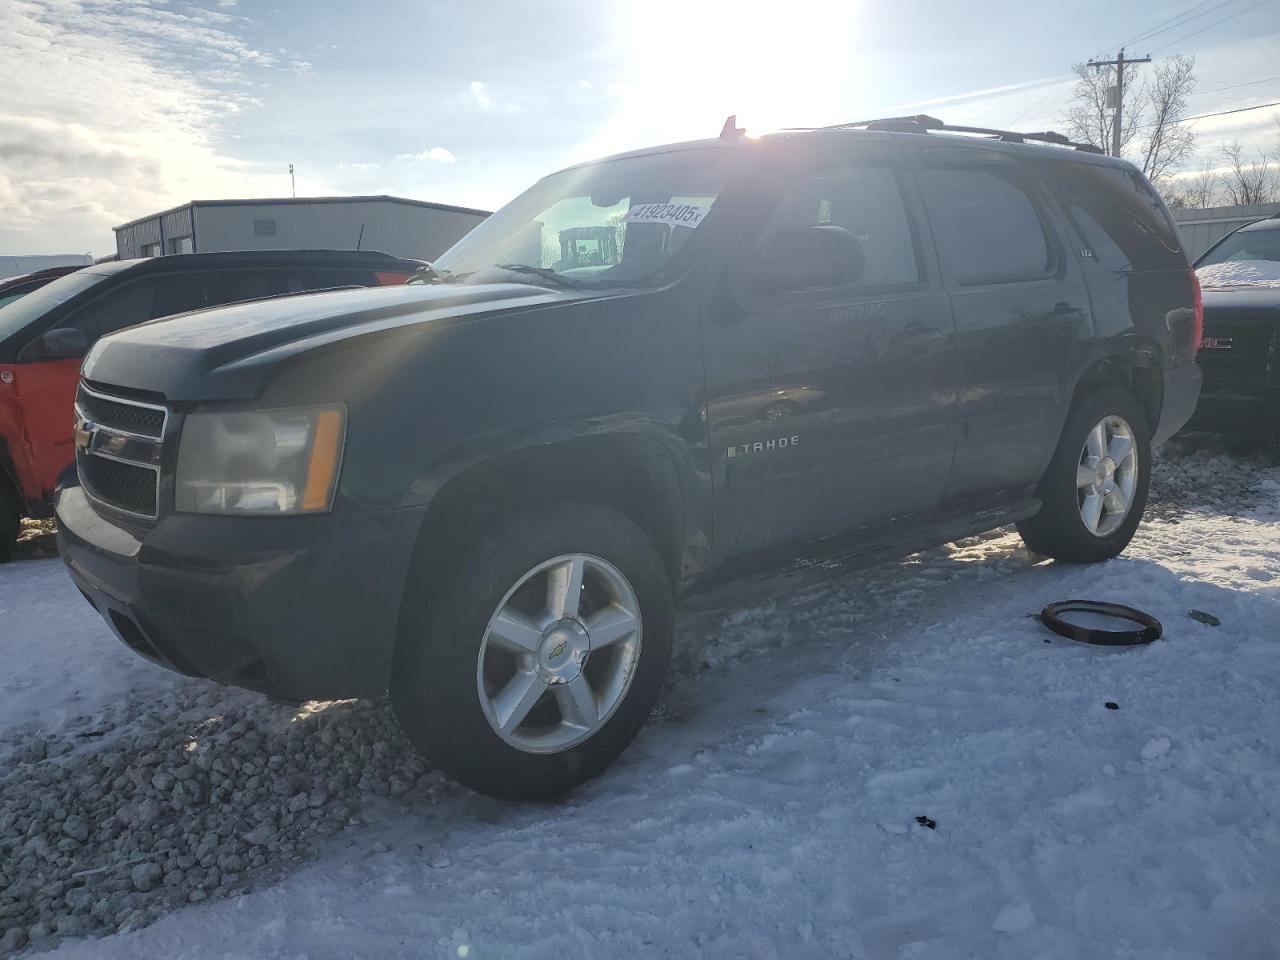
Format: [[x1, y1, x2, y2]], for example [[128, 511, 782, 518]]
[[82, 282, 576, 402], [1201, 285, 1280, 326]]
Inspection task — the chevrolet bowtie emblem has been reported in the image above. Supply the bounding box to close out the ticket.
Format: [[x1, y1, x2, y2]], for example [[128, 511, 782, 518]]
[[73, 418, 96, 452]]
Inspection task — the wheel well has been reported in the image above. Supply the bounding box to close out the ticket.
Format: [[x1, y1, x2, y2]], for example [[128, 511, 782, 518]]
[[1072, 352, 1162, 433], [407, 436, 687, 592], [0, 456, 20, 516]]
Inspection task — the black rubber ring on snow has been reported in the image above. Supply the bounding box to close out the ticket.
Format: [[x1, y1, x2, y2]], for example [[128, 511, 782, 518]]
[[1040, 600, 1162, 646]]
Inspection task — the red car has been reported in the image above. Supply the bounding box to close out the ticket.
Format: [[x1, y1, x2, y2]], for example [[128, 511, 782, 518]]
[[0, 265, 84, 310], [0, 249, 421, 558]]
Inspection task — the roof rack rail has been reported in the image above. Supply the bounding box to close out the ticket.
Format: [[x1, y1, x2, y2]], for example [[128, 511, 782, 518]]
[[826, 114, 1105, 154]]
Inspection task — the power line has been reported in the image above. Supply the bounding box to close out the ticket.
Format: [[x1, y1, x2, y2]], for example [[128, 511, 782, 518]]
[[1193, 75, 1280, 97], [1128, 98, 1280, 132], [1149, 0, 1270, 54], [1180, 99, 1280, 123], [1090, 0, 1230, 63], [1006, 80, 1071, 129], [1114, 0, 1237, 51]]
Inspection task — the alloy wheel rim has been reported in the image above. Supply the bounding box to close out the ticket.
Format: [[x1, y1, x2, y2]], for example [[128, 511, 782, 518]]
[[476, 553, 642, 754], [1076, 415, 1139, 537]]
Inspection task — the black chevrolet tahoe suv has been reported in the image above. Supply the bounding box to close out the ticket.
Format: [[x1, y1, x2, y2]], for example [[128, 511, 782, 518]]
[[57, 117, 1202, 799]]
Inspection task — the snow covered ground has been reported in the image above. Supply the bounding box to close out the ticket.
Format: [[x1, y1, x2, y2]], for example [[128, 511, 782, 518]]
[[3, 438, 1280, 959]]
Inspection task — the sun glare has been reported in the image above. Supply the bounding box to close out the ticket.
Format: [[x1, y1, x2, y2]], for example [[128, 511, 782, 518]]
[[584, 0, 862, 157]]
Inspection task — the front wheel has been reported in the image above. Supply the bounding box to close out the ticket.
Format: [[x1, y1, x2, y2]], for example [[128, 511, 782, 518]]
[[1016, 386, 1151, 563], [391, 501, 673, 800]]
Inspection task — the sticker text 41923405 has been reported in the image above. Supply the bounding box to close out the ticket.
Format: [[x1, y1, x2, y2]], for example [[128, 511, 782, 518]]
[[624, 202, 710, 230]]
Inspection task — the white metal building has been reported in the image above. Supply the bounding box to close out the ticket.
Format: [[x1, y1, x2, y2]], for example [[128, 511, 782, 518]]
[[113, 196, 490, 262], [0, 254, 93, 281]]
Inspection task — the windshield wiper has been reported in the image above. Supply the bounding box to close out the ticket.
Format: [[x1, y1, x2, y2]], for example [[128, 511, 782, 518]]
[[495, 263, 581, 289], [407, 262, 456, 284]]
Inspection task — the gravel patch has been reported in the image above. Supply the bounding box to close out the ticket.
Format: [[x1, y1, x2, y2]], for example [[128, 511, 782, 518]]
[[10, 519, 57, 563], [0, 440, 1273, 956], [0, 691, 451, 955], [1148, 433, 1280, 520]]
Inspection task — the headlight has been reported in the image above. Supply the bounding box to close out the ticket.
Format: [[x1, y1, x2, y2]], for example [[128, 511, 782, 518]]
[[175, 405, 346, 515]]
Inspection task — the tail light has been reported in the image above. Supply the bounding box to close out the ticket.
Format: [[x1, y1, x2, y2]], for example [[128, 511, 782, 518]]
[[375, 271, 413, 286], [1189, 268, 1203, 362]]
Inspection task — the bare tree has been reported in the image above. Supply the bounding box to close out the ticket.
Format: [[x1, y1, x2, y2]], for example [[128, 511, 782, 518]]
[[1163, 164, 1220, 209], [1136, 56, 1197, 184], [1218, 140, 1278, 206], [1064, 55, 1197, 183]]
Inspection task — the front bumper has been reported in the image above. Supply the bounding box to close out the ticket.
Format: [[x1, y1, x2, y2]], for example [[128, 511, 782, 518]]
[[1152, 363, 1203, 445], [1188, 388, 1280, 434], [56, 485, 424, 702]]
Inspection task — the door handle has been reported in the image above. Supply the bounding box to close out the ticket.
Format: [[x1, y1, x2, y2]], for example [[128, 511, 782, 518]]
[[894, 323, 947, 355]]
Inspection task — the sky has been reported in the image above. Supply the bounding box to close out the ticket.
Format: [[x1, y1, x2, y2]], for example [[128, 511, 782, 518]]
[[1, 0, 1278, 257]]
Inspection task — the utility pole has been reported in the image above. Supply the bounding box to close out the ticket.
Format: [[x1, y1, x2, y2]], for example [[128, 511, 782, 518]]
[[289, 163, 296, 198], [1086, 47, 1151, 158]]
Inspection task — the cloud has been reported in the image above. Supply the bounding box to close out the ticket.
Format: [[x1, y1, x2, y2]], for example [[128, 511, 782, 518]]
[[337, 162, 382, 173], [396, 147, 456, 163], [0, 0, 306, 255], [468, 81, 493, 111]]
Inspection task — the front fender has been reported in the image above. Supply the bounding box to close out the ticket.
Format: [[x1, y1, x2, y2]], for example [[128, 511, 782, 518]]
[[405, 414, 713, 583]]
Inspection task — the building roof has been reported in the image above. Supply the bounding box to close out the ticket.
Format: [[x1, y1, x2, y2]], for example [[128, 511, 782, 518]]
[[113, 195, 491, 232]]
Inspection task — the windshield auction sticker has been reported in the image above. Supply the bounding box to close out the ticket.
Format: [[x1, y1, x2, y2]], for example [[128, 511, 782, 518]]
[[624, 202, 710, 229]]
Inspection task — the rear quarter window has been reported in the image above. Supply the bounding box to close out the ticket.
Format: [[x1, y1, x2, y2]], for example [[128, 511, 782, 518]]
[[1037, 160, 1185, 272], [916, 164, 1054, 285]]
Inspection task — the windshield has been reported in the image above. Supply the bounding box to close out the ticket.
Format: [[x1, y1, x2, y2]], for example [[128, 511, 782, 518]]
[[1196, 226, 1280, 287], [432, 148, 736, 290], [0, 270, 105, 342], [1198, 226, 1280, 267]]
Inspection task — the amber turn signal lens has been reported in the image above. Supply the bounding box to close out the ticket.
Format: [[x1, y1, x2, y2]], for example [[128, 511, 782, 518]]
[[301, 408, 345, 511]]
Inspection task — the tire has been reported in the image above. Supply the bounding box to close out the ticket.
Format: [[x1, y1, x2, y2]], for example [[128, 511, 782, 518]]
[[0, 479, 19, 563], [1016, 386, 1151, 563], [391, 501, 673, 800]]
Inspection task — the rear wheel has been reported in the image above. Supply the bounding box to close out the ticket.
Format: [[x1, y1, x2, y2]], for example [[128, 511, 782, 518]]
[[391, 501, 673, 800], [0, 479, 19, 563], [1017, 386, 1151, 563]]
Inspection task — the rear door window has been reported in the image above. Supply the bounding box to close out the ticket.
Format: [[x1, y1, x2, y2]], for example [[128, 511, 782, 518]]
[[286, 268, 376, 292], [751, 161, 923, 291], [917, 165, 1054, 285], [1036, 160, 1184, 272], [207, 269, 290, 305]]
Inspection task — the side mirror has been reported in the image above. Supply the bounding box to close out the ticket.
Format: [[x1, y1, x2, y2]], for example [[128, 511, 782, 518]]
[[29, 328, 89, 361], [754, 225, 865, 294]]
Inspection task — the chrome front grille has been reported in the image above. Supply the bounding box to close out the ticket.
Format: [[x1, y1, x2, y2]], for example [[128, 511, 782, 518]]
[[76, 388, 166, 438], [74, 383, 168, 519]]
